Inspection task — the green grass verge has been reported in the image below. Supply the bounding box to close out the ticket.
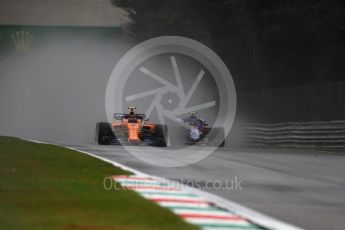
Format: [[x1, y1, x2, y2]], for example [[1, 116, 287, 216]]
[[0, 136, 198, 230]]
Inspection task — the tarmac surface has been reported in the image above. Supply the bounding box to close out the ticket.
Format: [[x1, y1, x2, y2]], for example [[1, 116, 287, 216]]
[[66, 144, 345, 230]]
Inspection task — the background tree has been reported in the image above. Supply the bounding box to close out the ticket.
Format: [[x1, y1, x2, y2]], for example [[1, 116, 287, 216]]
[[112, 0, 345, 92]]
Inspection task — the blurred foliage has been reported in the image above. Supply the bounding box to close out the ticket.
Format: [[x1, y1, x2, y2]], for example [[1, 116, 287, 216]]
[[112, 0, 345, 91]]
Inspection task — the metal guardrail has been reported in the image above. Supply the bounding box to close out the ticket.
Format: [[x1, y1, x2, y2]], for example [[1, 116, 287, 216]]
[[240, 120, 345, 148]]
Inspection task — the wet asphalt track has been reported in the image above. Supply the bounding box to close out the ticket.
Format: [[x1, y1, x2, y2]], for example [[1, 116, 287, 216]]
[[65, 144, 345, 230]]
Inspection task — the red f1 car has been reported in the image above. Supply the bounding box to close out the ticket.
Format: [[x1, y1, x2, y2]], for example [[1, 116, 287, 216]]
[[182, 112, 225, 147]]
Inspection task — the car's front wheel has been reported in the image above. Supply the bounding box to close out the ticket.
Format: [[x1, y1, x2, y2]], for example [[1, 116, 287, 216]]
[[96, 122, 113, 145]]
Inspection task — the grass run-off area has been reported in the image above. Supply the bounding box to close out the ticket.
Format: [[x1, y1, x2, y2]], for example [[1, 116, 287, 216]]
[[0, 137, 198, 230]]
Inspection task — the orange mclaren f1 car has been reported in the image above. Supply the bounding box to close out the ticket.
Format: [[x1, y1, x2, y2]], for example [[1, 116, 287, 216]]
[[96, 106, 167, 146]]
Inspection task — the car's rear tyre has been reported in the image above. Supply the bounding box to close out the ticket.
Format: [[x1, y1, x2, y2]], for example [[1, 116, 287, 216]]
[[208, 127, 225, 147], [153, 124, 168, 147], [96, 122, 113, 145]]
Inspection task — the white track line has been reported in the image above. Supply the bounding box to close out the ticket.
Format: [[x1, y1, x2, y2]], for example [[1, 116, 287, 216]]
[[28, 139, 303, 230]]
